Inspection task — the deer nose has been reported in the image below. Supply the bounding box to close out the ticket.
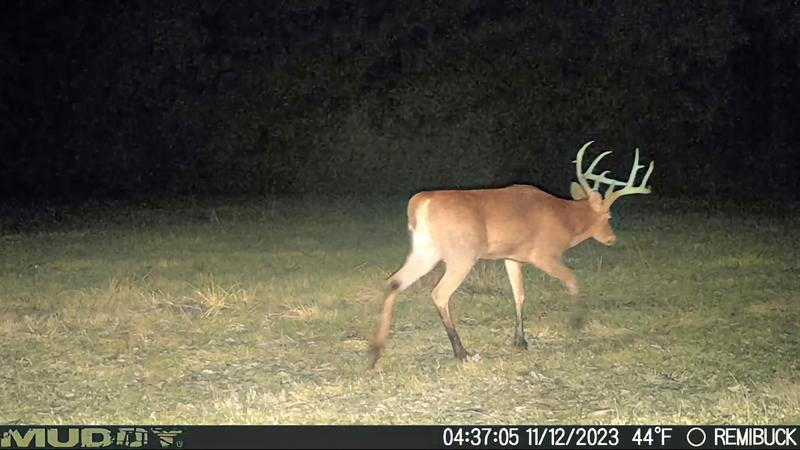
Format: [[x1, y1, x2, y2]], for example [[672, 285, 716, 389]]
[[605, 236, 617, 246]]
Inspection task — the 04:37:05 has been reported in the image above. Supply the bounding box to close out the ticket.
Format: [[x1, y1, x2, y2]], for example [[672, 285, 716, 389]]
[[442, 427, 520, 447]]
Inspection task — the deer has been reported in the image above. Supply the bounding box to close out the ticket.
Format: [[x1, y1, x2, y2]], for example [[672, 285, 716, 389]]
[[368, 141, 654, 368]]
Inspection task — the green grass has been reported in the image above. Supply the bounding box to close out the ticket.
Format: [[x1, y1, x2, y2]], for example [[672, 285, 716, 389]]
[[0, 196, 798, 424]]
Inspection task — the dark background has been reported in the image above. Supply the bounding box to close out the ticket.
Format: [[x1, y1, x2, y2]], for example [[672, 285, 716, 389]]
[[2, 0, 799, 203]]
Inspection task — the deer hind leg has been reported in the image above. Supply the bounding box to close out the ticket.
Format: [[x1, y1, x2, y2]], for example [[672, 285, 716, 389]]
[[369, 245, 440, 369], [432, 261, 474, 360], [504, 259, 528, 349], [386, 240, 440, 292], [530, 254, 579, 296]]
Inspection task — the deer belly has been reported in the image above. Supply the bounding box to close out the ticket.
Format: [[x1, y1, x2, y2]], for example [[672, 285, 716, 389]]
[[482, 240, 532, 261]]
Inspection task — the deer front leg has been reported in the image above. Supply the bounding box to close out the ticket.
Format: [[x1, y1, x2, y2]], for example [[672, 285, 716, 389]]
[[504, 259, 528, 349], [530, 255, 579, 296]]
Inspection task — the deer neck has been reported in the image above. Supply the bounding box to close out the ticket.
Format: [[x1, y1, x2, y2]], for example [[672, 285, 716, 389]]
[[566, 200, 599, 248]]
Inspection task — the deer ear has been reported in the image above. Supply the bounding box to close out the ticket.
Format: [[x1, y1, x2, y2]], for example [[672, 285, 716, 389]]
[[588, 191, 605, 212], [570, 182, 588, 200]]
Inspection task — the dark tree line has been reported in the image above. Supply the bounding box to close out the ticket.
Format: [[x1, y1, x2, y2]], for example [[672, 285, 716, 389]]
[[1, 0, 799, 201]]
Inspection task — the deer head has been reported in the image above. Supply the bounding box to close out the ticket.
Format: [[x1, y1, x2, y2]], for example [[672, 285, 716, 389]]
[[569, 141, 654, 246]]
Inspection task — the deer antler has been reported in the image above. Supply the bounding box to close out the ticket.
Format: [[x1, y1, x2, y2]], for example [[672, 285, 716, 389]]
[[602, 147, 654, 207], [574, 141, 654, 207], [574, 141, 628, 195]]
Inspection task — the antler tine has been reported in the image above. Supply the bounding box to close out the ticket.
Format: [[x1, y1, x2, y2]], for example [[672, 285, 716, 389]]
[[640, 155, 654, 188], [585, 151, 613, 177], [574, 141, 596, 195], [605, 183, 616, 197], [591, 170, 610, 191], [625, 148, 644, 185]]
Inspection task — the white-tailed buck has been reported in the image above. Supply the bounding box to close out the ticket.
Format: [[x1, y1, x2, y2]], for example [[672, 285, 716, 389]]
[[368, 141, 654, 368]]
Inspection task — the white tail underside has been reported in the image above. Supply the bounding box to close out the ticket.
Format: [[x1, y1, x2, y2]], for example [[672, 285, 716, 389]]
[[395, 199, 440, 291]]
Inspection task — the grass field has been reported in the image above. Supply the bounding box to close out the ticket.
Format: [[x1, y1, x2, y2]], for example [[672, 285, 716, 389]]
[[1, 196, 798, 424]]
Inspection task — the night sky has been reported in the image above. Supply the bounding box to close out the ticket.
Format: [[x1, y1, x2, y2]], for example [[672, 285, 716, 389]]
[[2, 0, 799, 203]]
